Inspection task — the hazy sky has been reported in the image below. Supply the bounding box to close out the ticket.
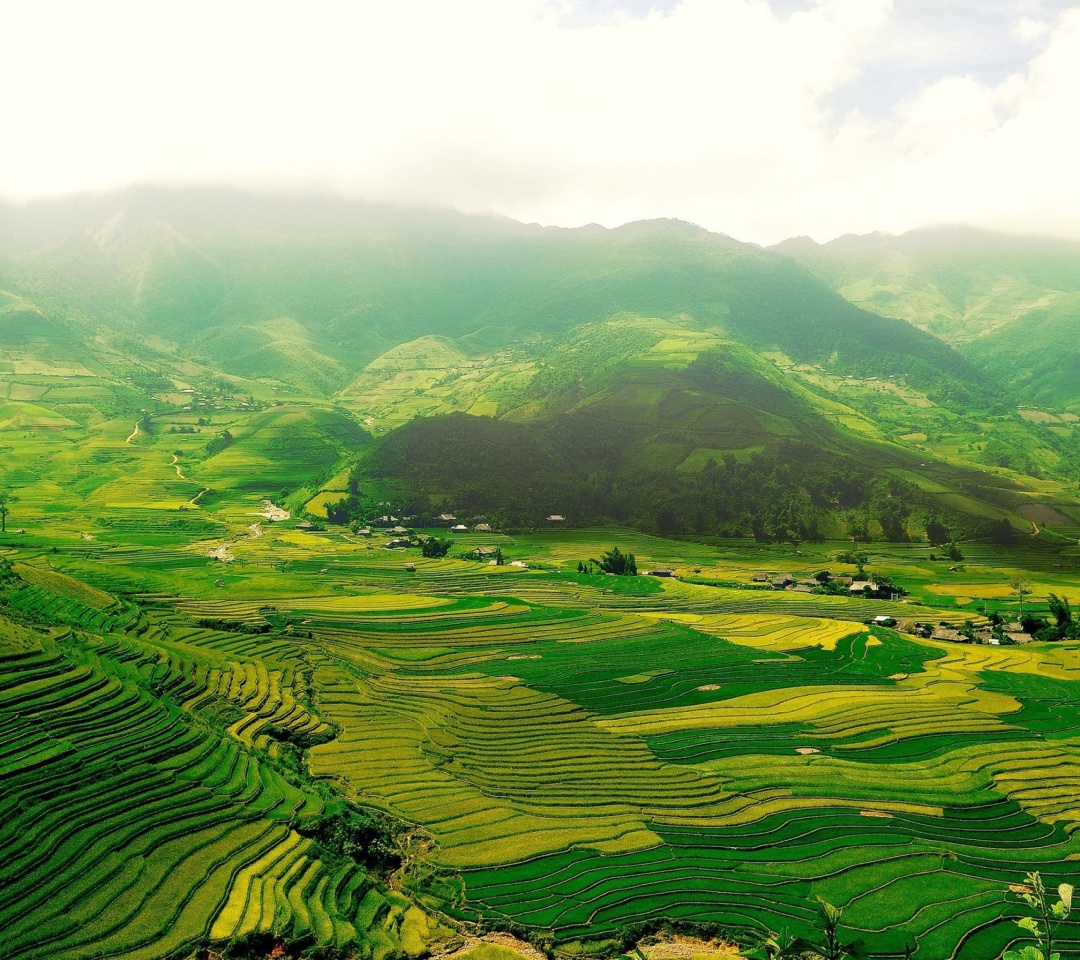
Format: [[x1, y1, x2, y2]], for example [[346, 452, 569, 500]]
[[3, 0, 1080, 243]]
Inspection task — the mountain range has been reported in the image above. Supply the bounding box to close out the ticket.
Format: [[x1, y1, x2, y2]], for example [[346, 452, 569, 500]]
[[1, 187, 1078, 541]]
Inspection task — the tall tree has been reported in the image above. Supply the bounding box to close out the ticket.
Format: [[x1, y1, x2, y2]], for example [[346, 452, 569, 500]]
[[1011, 575, 1033, 621], [0, 491, 17, 534]]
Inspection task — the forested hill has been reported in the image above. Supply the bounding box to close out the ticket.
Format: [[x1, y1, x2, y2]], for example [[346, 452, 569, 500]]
[[355, 343, 1026, 542], [0, 188, 979, 400]]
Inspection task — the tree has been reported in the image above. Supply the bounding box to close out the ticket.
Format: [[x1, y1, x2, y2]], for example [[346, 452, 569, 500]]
[[751, 928, 805, 960], [1046, 594, 1078, 641], [876, 498, 907, 542], [1011, 576, 1033, 621], [597, 547, 637, 576], [326, 496, 353, 525], [925, 515, 951, 546], [0, 490, 17, 534], [421, 537, 452, 559], [1005, 872, 1073, 960], [837, 549, 868, 576], [205, 430, 235, 457], [804, 898, 866, 960]]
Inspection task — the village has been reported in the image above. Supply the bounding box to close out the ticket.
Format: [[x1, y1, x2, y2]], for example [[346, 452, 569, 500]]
[[238, 507, 1046, 649]]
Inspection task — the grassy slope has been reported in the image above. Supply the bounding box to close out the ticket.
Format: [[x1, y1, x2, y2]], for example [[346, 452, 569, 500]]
[[774, 228, 1080, 410]]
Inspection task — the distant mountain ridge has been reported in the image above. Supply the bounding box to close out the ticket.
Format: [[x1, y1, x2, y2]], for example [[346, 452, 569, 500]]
[[773, 227, 1080, 409], [0, 187, 980, 397]]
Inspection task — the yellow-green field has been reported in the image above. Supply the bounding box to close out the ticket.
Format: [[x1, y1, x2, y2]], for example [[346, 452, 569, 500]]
[[2, 363, 1080, 960]]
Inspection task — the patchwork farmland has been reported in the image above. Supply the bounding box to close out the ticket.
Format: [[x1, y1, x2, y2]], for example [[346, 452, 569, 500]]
[[2, 221, 1080, 960], [3, 520, 1080, 960]]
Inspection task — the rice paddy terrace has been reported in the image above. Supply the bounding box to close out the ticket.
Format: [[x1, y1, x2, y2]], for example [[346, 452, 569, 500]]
[[3, 506, 1080, 960]]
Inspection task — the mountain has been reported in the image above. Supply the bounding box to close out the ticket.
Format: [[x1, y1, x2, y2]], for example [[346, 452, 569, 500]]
[[1, 188, 1077, 540], [773, 227, 1080, 409], [0, 188, 981, 398]]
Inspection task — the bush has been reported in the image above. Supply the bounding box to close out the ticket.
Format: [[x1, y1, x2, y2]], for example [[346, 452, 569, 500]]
[[296, 805, 401, 874]]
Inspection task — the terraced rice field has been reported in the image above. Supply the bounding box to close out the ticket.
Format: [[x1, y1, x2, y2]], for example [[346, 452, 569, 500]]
[[3, 529, 1080, 959], [286, 583, 1080, 958], [0, 581, 446, 960]]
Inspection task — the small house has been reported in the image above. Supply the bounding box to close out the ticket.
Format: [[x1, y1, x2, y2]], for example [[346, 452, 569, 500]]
[[752, 572, 770, 583], [546, 514, 565, 522], [296, 521, 314, 531], [475, 546, 498, 558], [390, 525, 409, 534], [850, 581, 879, 593], [450, 524, 468, 533], [386, 538, 411, 549], [437, 514, 456, 523], [357, 526, 372, 536], [873, 615, 897, 627], [771, 574, 794, 590], [473, 523, 493, 533], [648, 566, 675, 578]]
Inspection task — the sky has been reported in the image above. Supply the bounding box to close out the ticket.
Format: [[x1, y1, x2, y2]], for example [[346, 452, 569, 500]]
[[3, 0, 1080, 244]]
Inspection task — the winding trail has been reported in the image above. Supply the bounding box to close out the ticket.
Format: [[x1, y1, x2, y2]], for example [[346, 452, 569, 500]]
[[170, 454, 210, 507], [124, 421, 139, 444]]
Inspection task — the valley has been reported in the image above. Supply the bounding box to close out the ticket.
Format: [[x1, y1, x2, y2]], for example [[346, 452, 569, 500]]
[[2, 190, 1080, 960]]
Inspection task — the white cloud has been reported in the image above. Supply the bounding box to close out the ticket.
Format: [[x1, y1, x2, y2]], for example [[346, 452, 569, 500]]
[[1014, 15, 1050, 43], [0, 0, 1078, 244]]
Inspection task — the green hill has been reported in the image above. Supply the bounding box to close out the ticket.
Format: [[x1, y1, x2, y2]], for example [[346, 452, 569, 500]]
[[1, 189, 1077, 536], [774, 228, 1080, 409], [360, 333, 1033, 541], [195, 405, 370, 494]]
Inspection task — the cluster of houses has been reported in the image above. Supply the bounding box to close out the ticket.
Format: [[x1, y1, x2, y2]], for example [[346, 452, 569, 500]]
[[751, 565, 894, 596], [915, 622, 1032, 646], [435, 515, 494, 534]]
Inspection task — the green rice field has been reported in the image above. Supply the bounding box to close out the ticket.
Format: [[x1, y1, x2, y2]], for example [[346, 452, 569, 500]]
[[2, 378, 1080, 960]]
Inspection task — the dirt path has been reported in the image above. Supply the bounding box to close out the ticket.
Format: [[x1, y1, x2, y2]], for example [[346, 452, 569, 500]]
[[172, 454, 210, 506], [258, 500, 290, 521], [124, 421, 139, 444], [432, 933, 547, 960], [206, 543, 235, 563]]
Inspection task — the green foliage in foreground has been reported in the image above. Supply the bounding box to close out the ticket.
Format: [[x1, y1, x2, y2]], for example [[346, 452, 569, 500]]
[[1007, 872, 1074, 960]]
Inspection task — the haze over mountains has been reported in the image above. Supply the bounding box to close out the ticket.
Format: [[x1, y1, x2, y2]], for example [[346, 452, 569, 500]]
[[1, 187, 1078, 540], [775, 228, 1080, 408]]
